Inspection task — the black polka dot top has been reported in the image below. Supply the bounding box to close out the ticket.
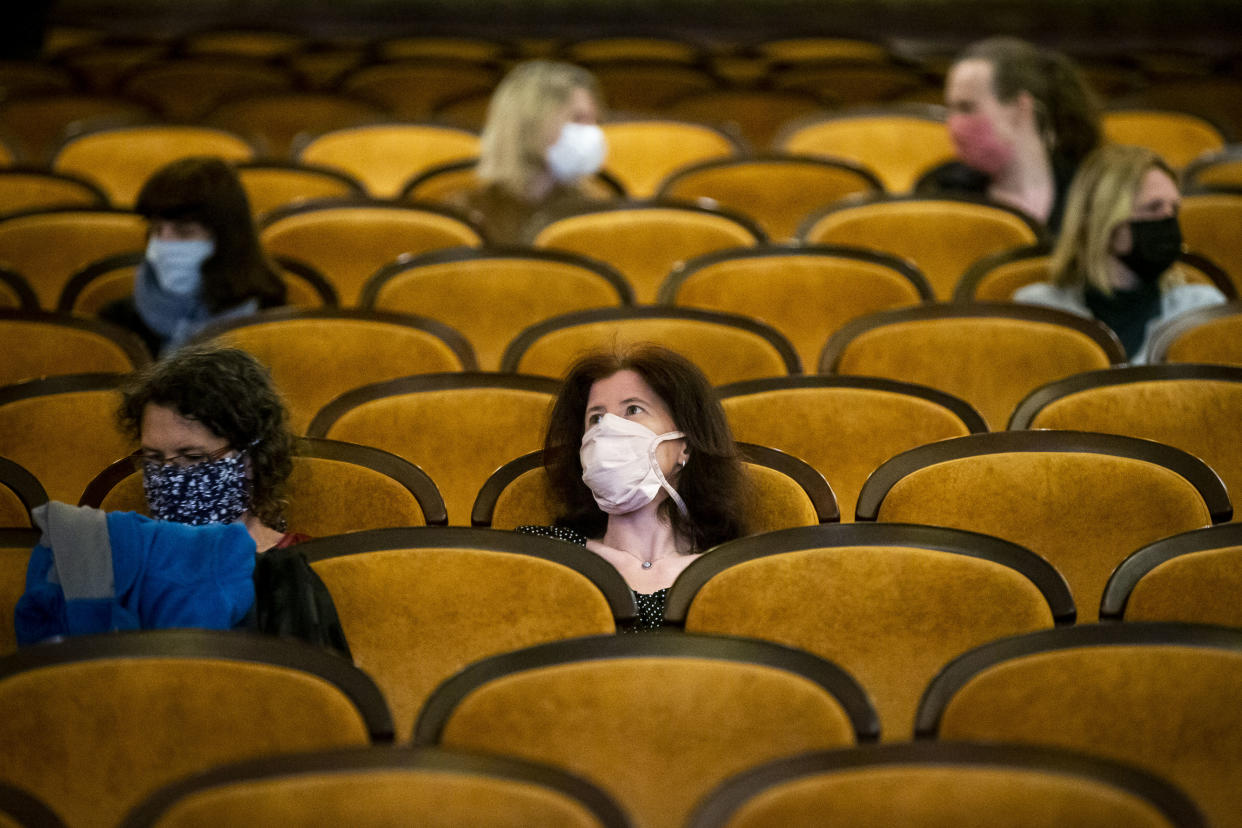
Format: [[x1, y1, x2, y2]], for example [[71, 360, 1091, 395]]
[[516, 524, 667, 632]]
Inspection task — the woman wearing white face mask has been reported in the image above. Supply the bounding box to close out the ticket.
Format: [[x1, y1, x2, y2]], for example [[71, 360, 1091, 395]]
[[457, 60, 610, 244], [518, 345, 753, 631], [919, 38, 1100, 234], [101, 156, 285, 355]]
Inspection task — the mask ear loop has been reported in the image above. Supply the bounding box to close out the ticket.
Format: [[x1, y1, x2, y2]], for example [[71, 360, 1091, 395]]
[[648, 432, 689, 519]]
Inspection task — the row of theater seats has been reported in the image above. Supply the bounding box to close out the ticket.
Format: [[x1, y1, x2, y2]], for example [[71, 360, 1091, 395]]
[[1, 191, 1239, 315], [5, 281, 1242, 420], [1, 362, 1239, 616], [0, 108, 1237, 211], [1, 555, 1241, 826], [6, 28, 1242, 150]]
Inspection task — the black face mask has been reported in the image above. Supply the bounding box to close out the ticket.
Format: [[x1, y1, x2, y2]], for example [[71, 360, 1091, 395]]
[[1118, 216, 1182, 285]]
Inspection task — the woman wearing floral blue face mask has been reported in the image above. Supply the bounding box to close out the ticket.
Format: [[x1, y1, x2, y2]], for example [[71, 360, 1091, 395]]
[[518, 345, 753, 631], [455, 60, 610, 244], [101, 157, 286, 355], [116, 344, 349, 653], [1015, 145, 1227, 363]]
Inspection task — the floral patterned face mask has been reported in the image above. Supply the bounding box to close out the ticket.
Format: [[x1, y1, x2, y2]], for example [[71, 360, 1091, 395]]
[[143, 451, 250, 525]]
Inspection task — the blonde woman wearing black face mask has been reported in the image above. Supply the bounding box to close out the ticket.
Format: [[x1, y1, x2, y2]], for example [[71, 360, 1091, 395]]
[[1015, 144, 1226, 363], [455, 60, 609, 244], [518, 346, 752, 631]]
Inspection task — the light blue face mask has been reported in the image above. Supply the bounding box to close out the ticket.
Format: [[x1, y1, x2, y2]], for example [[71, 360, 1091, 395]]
[[146, 237, 214, 296]]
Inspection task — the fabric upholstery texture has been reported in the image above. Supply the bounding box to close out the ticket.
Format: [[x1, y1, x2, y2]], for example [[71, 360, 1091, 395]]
[[832, 318, 1112, 428], [207, 318, 469, 434], [1026, 379, 1242, 523], [668, 252, 924, 369], [937, 645, 1242, 828], [1180, 193, 1242, 298], [600, 121, 737, 198], [511, 317, 792, 385], [717, 765, 1183, 827], [0, 658, 371, 828], [0, 319, 142, 386], [58, 258, 133, 315], [658, 159, 878, 240], [437, 657, 859, 828], [0, 490, 31, 528], [317, 387, 552, 524], [1101, 110, 1226, 170], [486, 466, 559, 530], [685, 546, 1054, 740], [144, 769, 612, 827], [0, 545, 31, 655], [235, 165, 363, 220], [800, 200, 1038, 300], [283, 456, 434, 532], [723, 385, 973, 521], [52, 126, 256, 207], [367, 257, 627, 370], [961, 253, 1051, 301], [532, 208, 759, 303], [1125, 546, 1242, 625], [338, 62, 498, 122], [311, 547, 617, 742], [1161, 312, 1242, 366], [259, 206, 483, 305], [0, 171, 104, 214], [297, 125, 480, 198], [0, 389, 131, 504], [777, 115, 955, 192], [0, 210, 146, 308], [118, 61, 294, 121], [207, 94, 385, 162], [742, 462, 822, 532], [877, 453, 1212, 621]]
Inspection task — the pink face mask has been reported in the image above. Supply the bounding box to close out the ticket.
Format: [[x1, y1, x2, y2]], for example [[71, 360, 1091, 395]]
[[948, 113, 1016, 177]]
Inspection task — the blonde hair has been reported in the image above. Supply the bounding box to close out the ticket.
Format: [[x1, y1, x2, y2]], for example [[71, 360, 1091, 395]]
[[478, 60, 602, 196], [1050, 144, 1180, 295]]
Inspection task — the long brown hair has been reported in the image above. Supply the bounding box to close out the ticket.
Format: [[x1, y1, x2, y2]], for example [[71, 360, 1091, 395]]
[[959, 37, 1101, 167], [543, 344, 750, 550], [136, 156, 285, 313]]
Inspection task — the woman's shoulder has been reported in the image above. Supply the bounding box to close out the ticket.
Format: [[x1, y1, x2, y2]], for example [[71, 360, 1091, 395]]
[[515, 524, 589, 546], [1013, 281, 1090, 315], [1162, 281, 1228, 317]]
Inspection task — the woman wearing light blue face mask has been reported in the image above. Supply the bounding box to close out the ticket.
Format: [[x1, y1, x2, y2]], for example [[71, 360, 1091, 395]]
[[101, 157, 286, 355], [518, 345, 753, 631], [456, 60, 610, 244]]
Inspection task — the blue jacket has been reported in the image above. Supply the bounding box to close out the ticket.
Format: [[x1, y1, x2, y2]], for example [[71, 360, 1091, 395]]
[[15, 504, 256, 646]]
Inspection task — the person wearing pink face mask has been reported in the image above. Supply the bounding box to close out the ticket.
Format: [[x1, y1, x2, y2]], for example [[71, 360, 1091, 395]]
[[920, 38, 1101, 233], [517, 345, 753, 632]]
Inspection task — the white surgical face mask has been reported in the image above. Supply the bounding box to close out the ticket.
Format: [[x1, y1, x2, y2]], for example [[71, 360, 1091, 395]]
[[146, 236, 213, 296], [580, 413, 688, 517], [545, 122, 607, 183]]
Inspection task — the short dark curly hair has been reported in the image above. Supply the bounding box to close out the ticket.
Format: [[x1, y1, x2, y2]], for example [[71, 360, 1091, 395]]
[[542, 344, 751, 551], [118, 344, 295, 530]]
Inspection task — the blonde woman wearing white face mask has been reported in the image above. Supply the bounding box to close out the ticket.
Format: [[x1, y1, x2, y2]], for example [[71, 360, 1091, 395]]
[[457, 60, 609, 244], [518, 346, 752, 631]]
